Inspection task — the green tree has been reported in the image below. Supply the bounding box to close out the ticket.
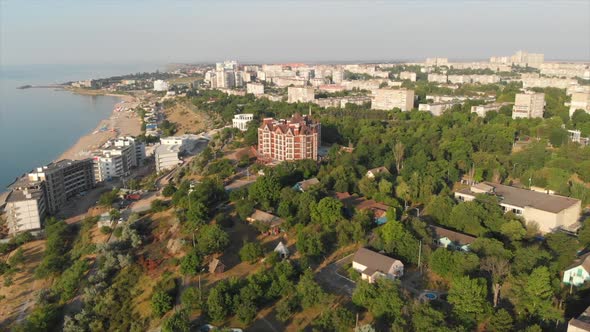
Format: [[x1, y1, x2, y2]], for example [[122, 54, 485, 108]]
[[162, 183, 177, 197], [162, 309, 190, 332], [488, 308, 513, 332], [296, 227, 326, 258], [197, 224, 229, 255], [180, 250, 203, 276], [545, 232, 578, 270], [181, 287, 202, 311], [448, 276, 489, 325], [509, 266, 561, 321], [480, 256, 510, 308], [296, 270, 325, 309], [375, 221, 420, 264], [311, 197, 344, 228], [411, 302, 453, 332], [151, 290, 173, 317], [239, 242, 264, 264]]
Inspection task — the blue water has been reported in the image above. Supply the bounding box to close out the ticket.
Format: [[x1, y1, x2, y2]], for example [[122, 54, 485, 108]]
[[0, 63, 161, 189]]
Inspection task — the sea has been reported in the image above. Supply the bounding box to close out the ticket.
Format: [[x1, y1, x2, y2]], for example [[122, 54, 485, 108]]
[[0, 63, 161, 189]]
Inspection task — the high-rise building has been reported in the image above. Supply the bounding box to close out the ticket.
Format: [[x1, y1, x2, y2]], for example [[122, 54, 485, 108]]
[[569, 92, 590, 117], [27, 159, 95, 214], [246, 83, 265, 95], [4, 179, 46, 234], [513, 92, 545, 119], [287, 86, 315, 103], [371, 88, 415, 111], [257, 114, 321, 163]]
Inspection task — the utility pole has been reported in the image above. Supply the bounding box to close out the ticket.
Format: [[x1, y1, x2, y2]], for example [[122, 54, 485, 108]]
[[417, 240, 422, 273]]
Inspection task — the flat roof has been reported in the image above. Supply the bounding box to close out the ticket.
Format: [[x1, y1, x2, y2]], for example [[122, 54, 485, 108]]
[[457, 182, 580, 213]]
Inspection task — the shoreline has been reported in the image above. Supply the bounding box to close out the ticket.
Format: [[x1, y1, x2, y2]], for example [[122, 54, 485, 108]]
[[56, 88, 142, 161]]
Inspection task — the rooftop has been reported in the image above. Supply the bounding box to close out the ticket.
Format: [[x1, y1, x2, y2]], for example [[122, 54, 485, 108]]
[[569, 305, 590, 332], [429, 225, 476, 245], [457, 182, 580, 213], [353, 248, 402, 274]]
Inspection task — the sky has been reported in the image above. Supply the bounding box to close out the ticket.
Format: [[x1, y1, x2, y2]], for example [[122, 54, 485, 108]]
[[1, 0, 590, 66]]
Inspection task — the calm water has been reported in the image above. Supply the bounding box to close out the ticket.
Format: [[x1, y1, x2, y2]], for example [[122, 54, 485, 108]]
[[0, 63, 160, 189]]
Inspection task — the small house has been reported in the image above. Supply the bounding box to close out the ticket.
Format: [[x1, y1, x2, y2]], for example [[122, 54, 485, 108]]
[[335, 192, 390, 225], [209, 258, 226, 274], [568, 305, 590, 332], [366, 167, 391, 179], [563, 253, 590, 287], [429, 225, 476, 252], [352, 248, 404, 283], [247, 209, 285, 235], [274, 241, 290, 259], [293, 178, 320, 192]]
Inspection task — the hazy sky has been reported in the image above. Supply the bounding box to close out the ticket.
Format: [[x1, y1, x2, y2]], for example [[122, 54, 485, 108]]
[[1, 0, 589, 65]]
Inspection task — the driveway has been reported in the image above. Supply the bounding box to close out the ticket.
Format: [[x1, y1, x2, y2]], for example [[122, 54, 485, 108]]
[[315, 255, 356, 296]]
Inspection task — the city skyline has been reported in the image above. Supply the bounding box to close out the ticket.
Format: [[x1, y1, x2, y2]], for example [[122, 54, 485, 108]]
[[1, 0, 589, 66]]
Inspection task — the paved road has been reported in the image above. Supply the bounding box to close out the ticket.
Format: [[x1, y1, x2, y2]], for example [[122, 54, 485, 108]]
[[315, 255, 356, 296]]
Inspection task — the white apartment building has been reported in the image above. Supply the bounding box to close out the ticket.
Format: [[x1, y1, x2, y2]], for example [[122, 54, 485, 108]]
[[4, 180, 46, 234], [513, 92, 545, 119], [153, 80, 169, 92], [428, 73, 448, 83], [112, 136, 145, 167], [287, 86, 315, 103], [399, 71, 417, 81], [332, 70, 344, 83], [160, 134, 202, 152], [371, 88, 415, 111], [471, 103, 511, 117], [522, 76, 577, 89], [425, 58, 449, 67], [232, 114, 254, 131], [569, 92, 590, 117], [155, 144, 182, 172], [246, 83, 265, 95], [93, 145, 134, 182], [418, 102, 457, 116]]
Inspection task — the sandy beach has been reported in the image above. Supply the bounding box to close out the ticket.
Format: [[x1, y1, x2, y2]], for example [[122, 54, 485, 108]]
[[57, 91, 142, 161]]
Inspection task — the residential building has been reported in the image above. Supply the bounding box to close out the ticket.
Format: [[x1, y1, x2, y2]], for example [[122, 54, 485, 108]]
[[332, 70, 344, 83], [4, 179, 46, 234], [568, 306, 590, 332], [247, 209, 285, 235], [336, 192, 390, 225], [27, 159, 95, 214], [562, 253, 590, 287], [399, 71, 417, 81], [454, 182, 582, 234], [160, 134, 202, 152], [155, 144, 182, 172], [92, 146, 133, 182], [512, 92, 545, 119], [153, 80, 169, 91], [273, 77, 307, 87], [287, 86, 315, 103], [425, 58, 449, 66], [113, 136, 145, 167], [429, 225, 476, 252], [568, 130, 590, 146], [522, 76, 577, 89], [352, 248, 404, 283], [570, 92, 590, 117], [232, 114, 254, 132], [371, 88, 415, 111], [257, 114, 320, 162], [366, 167, 391, 179], [471, 103, 511, 117], [418, 102, 457, 116], [428, 73, 447, 83], [246, 82, 265, 95], [491, 51, 544, 67], [293, 178, 320, 192]]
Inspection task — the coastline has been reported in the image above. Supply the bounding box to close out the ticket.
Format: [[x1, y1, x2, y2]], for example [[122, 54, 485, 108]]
[[56, 89, 142, 161]]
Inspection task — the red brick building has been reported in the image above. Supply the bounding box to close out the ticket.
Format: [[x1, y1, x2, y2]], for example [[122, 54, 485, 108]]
[[257, 114, 321, 163]]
